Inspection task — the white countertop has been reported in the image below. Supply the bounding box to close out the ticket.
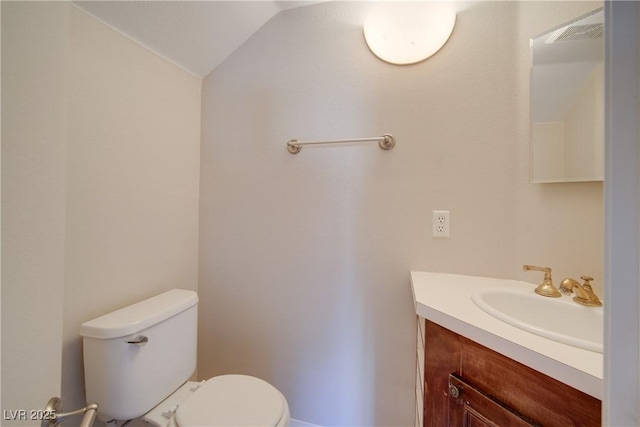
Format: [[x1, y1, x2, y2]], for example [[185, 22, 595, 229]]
[[411, 271, 603, 399]]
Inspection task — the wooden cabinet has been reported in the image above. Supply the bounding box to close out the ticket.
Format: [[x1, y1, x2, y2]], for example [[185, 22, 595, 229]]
[[448, 374, 536, 426], [423, 320, 601, 427]]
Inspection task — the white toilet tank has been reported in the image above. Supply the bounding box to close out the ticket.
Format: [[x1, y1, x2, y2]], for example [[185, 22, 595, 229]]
[[80, 289, 198, 422]]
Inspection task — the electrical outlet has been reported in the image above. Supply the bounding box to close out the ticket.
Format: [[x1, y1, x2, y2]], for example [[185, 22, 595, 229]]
[[432, 210, 450, 237]]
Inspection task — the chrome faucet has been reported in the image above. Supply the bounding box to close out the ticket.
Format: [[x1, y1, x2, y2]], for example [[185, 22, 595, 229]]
[[559, 276, 603, 307]]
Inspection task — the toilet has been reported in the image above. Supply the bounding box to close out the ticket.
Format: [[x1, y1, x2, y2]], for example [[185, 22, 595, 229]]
[[79, 289, 290, 426]]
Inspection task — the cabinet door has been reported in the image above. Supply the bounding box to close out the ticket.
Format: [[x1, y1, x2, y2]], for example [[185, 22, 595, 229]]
[[448, 374, 536, 427], [425, 321, 601, 427]]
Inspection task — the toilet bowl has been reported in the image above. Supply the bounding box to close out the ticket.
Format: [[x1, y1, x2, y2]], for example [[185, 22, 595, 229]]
[[143, 375, 290, 427], [80, 289, 290, 426]]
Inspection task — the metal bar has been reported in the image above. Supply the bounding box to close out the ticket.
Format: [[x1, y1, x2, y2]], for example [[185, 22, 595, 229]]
[[41, 398, 99, 427], [78, 404, 98, 427], [287, 133, 395, 154], [290, 136, 385, 146]]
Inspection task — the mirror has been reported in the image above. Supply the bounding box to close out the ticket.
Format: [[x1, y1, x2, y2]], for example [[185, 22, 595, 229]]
[[530, 8, 604, 183]]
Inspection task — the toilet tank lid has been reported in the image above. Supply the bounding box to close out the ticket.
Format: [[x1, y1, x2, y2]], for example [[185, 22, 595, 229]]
[[79, 289, 198, 339]]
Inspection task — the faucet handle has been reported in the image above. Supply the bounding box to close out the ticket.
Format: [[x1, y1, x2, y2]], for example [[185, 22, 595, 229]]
[[523, 264, 561, 298], [580, 276, 594, 289], [579, 276, 603, 307]]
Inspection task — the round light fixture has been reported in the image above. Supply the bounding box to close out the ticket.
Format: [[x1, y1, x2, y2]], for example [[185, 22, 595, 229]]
[[363, 2, 456, 65]]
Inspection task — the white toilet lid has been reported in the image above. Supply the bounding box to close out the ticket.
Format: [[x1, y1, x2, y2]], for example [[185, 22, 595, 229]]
[[175, 375, 286, 427]]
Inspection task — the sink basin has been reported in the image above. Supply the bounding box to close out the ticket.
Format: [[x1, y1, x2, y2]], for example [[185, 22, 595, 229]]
[[471, 287, 603, 353]]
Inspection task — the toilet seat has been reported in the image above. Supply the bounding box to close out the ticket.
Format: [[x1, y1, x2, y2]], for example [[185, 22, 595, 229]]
[[176, 375, 287, 427], [143, 375, 289, 427]]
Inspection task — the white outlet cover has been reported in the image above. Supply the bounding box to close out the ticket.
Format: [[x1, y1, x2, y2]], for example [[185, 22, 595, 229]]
[[432, 210, 450, 237]]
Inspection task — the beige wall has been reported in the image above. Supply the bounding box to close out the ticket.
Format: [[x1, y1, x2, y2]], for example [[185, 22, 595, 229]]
[[199, 1, 602, 425], [62, 6, 201, 412], [2, 1, 604, 426], [2, 3, 69, 423], [1, 3, 201, 422]]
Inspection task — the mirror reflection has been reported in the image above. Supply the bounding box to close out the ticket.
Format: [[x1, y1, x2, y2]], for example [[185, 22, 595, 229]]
[[530, 8, 604, 183]]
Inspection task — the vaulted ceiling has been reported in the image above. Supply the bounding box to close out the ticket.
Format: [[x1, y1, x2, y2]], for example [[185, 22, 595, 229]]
[[72, 1, 320, 78]]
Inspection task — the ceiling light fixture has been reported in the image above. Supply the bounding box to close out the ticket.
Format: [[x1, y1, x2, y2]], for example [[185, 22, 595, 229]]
[[363, 2, 457, 65]]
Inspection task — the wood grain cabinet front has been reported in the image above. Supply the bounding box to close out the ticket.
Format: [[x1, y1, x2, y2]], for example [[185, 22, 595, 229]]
[[448, 374, 536, 426], [423, 320, 601, 427]]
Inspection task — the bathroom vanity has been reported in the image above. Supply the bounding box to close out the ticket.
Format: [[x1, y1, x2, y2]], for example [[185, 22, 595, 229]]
[[411, 272, 602, 426]]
